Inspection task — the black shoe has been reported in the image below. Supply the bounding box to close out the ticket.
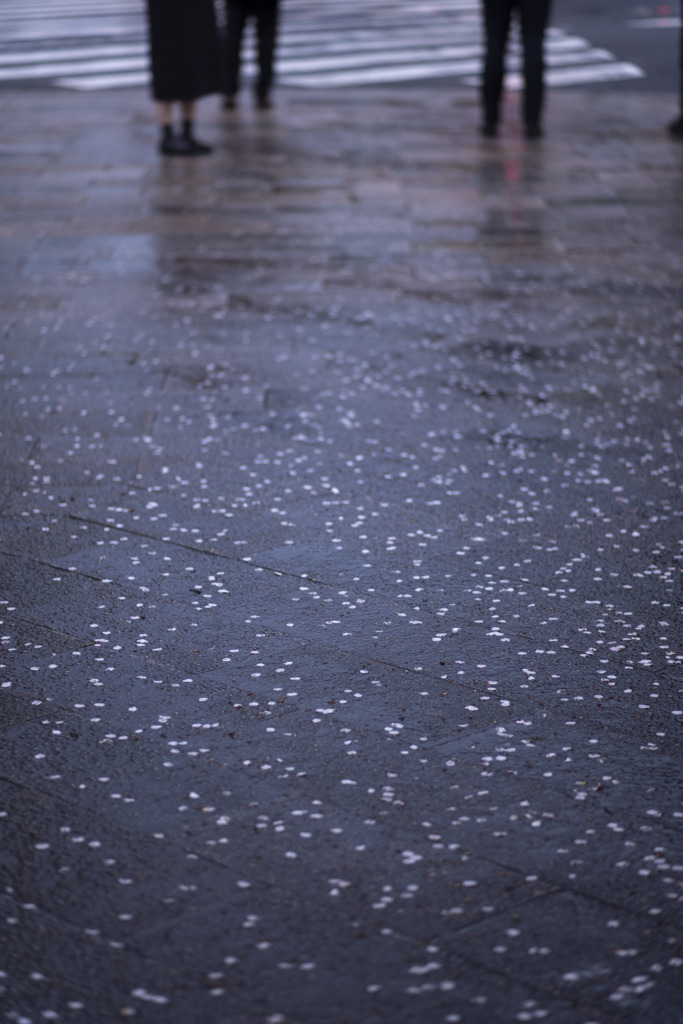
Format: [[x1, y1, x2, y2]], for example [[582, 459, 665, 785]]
[[183, 133, 212, 155], [223, 94, 235, 110], [525, 123, 543, 140], [160, 133, 211, 156], [160, 133, 193, 156], [481, 121, 497, 138], [668, 115, 683, 138]]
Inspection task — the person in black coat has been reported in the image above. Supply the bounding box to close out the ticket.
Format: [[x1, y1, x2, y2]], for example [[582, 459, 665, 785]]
[[481, 0, 552, 139], [147, 0, 221, 155], [222, 0, 280, 109]]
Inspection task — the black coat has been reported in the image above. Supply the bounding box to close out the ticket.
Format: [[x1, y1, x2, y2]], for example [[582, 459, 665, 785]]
[[147, 0, 221, 101]]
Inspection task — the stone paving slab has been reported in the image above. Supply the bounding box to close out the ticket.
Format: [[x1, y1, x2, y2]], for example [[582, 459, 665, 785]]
[[1, 79, 682, 1024]]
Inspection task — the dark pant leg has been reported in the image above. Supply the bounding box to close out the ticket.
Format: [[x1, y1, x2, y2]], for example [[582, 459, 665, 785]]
[[254, 0, 278, 98], [519, 0, 551, 126], [224, 0, 250, 95], [482, 0, 514, 126]]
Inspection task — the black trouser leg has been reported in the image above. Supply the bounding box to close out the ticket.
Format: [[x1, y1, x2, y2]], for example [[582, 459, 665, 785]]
[[255, 0, 278, 99], [482, 0, 514, 127], [519, 0, 551, 127], [224, 0, 249, 95]]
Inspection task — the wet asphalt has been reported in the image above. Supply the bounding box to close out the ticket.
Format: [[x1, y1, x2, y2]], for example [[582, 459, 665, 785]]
[[0, 81, 682, 1024]]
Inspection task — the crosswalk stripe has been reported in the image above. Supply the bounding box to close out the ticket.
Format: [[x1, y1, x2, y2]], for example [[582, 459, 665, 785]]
[[0, 1, 140, 14], [499, 63, 646, 89], [627, 17, 681, 28], [282, 59, 483, 90], [278, 40, 613, 81], [57, 71, 147, 91], [0, 0, 647, 93], [0, 24, 143, 44], [281, 44, 484, 75], [0, 44, 145, 66], [0, 56, 147, 83]]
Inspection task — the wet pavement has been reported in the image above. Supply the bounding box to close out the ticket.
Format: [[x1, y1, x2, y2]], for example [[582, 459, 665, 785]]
[[1, 79, 682, 1024]]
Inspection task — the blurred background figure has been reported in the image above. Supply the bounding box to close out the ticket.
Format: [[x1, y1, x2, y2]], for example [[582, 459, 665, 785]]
[[481, 0, 552, 139], [147, 0, 221, 155], [223, 0, 280, 109], [669, 1, 683, 137]]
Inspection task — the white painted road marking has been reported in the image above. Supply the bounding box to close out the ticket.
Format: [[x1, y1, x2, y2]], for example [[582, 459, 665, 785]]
[[0, 0, 647, 92]]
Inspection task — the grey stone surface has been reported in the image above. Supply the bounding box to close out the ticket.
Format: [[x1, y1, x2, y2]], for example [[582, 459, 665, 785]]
[[0, 79, 682, 1023]]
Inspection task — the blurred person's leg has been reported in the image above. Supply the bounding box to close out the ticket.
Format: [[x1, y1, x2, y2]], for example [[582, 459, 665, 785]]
[[669, 1, 683, 136], [255, 0, 279, 106], [482, 0, 514, 135], [225, 0, 250, 105], [519, 0, 551, 137], [180, 99, 212, 153], [156, 100, 211, 155]]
